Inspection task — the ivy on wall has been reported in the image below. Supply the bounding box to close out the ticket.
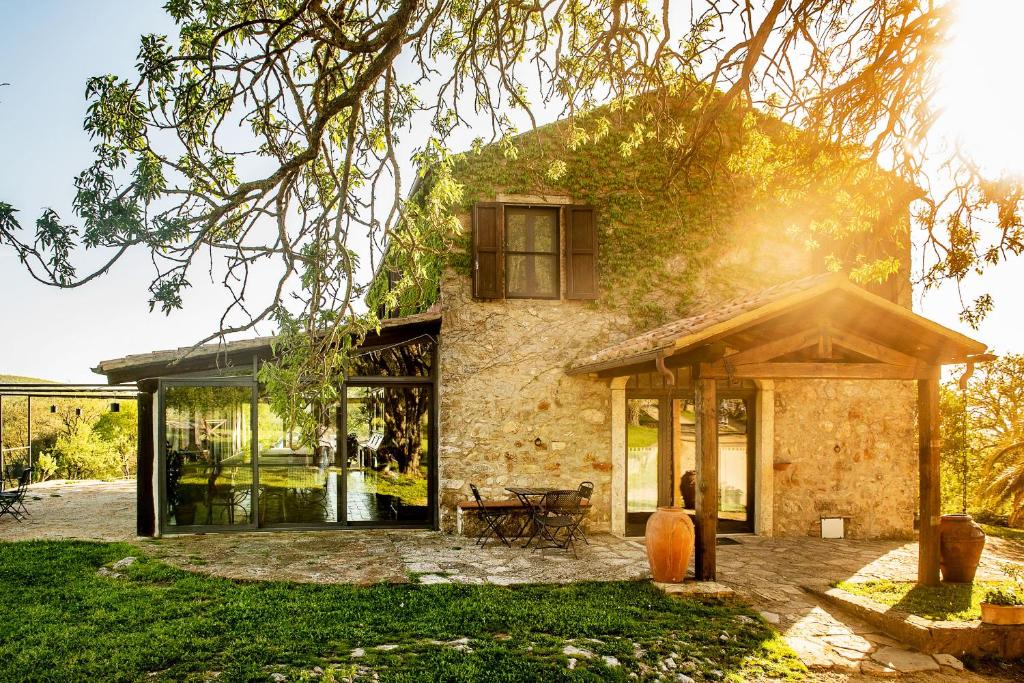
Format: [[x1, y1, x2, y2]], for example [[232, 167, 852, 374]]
[[371, 95, 911, 328]]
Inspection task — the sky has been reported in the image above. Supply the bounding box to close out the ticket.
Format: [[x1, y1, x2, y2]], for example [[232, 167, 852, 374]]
[[0, 1, 1021, 383]]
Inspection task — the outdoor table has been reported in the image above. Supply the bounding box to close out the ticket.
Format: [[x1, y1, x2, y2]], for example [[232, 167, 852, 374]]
[[505, 486, 558, 546]]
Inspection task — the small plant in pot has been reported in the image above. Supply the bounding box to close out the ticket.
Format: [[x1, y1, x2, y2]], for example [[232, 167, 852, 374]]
[[981, 564, 1024, 625]]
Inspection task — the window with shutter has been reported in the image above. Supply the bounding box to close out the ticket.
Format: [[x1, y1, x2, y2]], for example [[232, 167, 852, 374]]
[[472, 203, 502, 298], [504, 206, 560, 299], [566, 205, 598, 299]]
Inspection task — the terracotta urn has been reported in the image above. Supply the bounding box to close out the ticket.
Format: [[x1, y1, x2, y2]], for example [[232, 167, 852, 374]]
[[680, 470, 697, 509], [645, 506, 695, 584], [980, 603, 1024, 625], [939, 514, 986, 583]]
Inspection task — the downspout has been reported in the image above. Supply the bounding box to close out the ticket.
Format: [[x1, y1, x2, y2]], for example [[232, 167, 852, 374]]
[[656, 350, 676, 387]]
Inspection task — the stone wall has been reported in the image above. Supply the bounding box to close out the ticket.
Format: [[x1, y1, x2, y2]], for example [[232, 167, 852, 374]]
[[771, 379, 918, 539], [437, 264, 622, 533], [434, 189, 917, 538]]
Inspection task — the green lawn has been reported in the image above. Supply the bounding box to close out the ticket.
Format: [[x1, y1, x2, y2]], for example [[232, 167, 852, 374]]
[[980, 523, 1024, 544], [835, 579, 1015, 621], [0, 540, 804, 682]]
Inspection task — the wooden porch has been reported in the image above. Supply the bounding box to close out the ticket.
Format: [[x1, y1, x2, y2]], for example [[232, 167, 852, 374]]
[[570, 273, 990, 585]]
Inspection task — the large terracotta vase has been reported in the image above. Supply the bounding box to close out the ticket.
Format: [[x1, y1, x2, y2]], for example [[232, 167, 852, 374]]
[[940, 514, 986, 583], [645, 506, 695, 583]]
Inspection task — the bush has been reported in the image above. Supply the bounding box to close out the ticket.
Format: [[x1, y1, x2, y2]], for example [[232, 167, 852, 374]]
[[985, 564, 1024, 606], [50, 423, 123, 480], [35, 452, 58, 481]]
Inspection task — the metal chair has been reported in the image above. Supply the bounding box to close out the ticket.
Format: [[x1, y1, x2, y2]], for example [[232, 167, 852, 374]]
[[470, 484, 512, 548], [531, 489, 585, 558], [574, 481, 594, 544], [0, 468, 32, 522]]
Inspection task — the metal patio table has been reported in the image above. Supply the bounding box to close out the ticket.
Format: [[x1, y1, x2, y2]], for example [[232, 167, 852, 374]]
[[505, 486, 557, 547]]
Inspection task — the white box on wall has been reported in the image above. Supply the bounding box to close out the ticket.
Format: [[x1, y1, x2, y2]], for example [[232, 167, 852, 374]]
[[821, 517, 845, 539]]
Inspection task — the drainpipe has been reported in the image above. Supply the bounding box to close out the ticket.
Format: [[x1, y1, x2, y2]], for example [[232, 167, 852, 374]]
[[655, 351, 676, 387]]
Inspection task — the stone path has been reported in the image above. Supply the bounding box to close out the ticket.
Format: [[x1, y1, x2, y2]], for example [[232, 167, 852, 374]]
[[715, 535, 1021, 678], [3, 481, 1022, 680]]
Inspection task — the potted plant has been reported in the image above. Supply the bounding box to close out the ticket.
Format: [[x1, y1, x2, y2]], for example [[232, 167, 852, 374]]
[[981, 565, 1024, 625]]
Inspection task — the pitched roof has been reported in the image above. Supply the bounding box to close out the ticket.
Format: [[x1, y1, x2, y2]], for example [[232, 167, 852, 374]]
[[569, 273, 986, 375], [93, 308, 442, 381]]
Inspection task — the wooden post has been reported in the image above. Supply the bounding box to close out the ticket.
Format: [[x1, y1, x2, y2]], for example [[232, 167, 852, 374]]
[[137, 391, 155, 537], [918, 373, 942, 586], [695, 377, 718, 581]]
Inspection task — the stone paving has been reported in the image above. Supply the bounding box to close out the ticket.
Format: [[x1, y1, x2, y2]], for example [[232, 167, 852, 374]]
[[714, 535, 1021, 677], [3, 480, 1023, 680]]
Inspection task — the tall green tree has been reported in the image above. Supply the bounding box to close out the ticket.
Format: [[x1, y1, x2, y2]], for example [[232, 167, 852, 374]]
[[0, 1, 1016, 412]]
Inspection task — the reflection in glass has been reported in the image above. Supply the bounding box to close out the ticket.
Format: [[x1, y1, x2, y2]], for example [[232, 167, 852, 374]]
[[717, 398, 749, 524], [345, 386, 431, 524], [627, 398, 659, 513], [675, 397, 751, 528], [164, 385, 253, 527], [347, 339, 434, 377], [504, 207, 559, 298], [257, 400, 341, 525]]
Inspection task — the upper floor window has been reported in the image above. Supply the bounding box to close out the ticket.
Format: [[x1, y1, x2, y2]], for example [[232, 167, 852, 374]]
[[472, 202, 598, 301], [505, 206, 559, 298]]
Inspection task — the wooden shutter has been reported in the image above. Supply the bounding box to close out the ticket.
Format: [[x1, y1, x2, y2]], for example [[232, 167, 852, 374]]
[[565, 205, 598, 299], [472, 202, 503, 299]]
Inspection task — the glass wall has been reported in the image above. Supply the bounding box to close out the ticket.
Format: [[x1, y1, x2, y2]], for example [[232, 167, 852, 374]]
[[344, 385, 431, 524], [257, 399, 341, 526], [163, 383, 254, 528], [157, 335, 437, 533]]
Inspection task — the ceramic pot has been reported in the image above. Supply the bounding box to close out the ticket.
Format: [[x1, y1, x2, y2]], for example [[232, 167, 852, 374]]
[[645, 506, 695, 583], [980, 603, 1024, 625], [680, 470, 697, 509], [940, 514, 986, 583]]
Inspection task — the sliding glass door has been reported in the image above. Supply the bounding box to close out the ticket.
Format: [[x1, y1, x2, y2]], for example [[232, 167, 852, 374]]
[[623, 386, 756, 536], [158, 332, 437, 533], [160, 380, 257, 531], [342, 383, 433, 525], [257, 397, 341, 526]]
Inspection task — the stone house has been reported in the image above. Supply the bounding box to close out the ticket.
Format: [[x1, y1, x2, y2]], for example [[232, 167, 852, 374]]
[[96, 106, 986, 583]]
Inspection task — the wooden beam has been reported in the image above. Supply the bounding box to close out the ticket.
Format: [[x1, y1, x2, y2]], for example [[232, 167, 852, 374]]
[[918, 375, 942, 586], [694, 378, 718, 581], [721, 328, 821, 366], [699, 361, 932, 381], [827, 327, 922, 367]]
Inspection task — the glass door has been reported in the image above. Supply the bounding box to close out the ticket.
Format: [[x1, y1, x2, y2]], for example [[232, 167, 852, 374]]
[[342, 383, 433, 526], [256, 397, 342, 527], [674, 395, 755, 533], [160, 380, 257, 531], [625, 397, 672, 535]]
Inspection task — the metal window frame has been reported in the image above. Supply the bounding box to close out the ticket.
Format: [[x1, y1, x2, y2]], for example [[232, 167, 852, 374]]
[[157, 376, 259, 535]]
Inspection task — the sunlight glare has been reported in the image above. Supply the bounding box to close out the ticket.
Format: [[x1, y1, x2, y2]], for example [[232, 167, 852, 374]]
[[934, 0, 1024, 179]]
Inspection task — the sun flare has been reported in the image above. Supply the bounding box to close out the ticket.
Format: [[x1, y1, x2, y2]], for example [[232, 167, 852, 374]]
[[934, 0, 1024, 178]]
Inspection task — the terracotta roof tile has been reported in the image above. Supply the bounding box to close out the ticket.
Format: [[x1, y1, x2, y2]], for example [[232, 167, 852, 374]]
[[571, 272, 841, 372]]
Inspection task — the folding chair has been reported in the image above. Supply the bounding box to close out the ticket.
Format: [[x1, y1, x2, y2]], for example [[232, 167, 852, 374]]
[[0, 468, 32, 522], [532, 489, 585, 558], [573, 481, 594, 545], [470, 484, 512, 548]]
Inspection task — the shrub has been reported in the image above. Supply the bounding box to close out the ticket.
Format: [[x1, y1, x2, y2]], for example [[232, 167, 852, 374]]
[[50, 422, 122, 480], [985, 564, 1024, 606]]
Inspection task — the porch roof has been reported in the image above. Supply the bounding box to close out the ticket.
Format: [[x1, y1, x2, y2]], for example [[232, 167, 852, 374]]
[[568, 273, 987, 377], [93, 308, 442, 384]]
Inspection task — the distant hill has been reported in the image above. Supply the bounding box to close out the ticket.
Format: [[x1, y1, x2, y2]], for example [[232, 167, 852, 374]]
[[0, 375, 54, 384]]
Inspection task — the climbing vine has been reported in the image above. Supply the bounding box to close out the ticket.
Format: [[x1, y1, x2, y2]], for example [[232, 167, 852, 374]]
[[372, 96, 910, 328]]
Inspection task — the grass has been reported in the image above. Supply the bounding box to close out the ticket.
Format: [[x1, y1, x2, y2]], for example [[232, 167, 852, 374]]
[[0, 540, 805, 683], [835, 579, 1015, 621], [980, 523, 1024, 543]]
